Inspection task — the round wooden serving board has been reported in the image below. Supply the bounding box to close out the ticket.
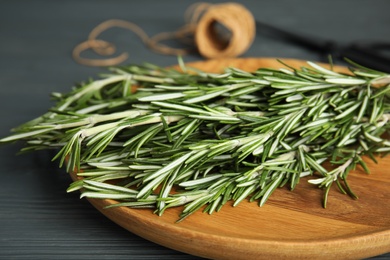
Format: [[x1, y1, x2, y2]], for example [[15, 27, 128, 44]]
[[70, 58, 390, 259]]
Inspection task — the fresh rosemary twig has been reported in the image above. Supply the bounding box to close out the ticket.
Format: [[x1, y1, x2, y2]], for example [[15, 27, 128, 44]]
[[1, 59, 389, 221]]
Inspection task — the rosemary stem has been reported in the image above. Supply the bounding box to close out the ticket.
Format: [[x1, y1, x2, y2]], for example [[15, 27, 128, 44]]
[[80, 114, 184, 138], [53, 110, 150, 130], [80, 122, 120, 138], [133, 74, 174, 84]]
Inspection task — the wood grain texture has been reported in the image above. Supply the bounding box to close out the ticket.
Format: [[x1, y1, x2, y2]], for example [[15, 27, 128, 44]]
[[70, 58, 390, 260]]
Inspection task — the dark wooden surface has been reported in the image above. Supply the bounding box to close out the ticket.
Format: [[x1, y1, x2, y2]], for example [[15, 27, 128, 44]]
[[0, 0, 389, 259]]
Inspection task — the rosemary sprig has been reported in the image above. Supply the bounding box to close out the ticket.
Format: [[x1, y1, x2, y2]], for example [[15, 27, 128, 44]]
[[1, 59, 389, 221]]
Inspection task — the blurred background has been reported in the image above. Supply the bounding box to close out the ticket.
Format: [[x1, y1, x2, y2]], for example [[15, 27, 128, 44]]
[[0, 0, 389, 259]]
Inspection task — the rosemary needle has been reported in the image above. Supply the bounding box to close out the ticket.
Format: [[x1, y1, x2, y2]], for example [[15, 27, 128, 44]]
[[1, 58, 389, 221]]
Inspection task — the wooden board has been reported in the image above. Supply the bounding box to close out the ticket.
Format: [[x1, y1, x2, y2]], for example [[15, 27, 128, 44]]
[[70, 58, 390, 260]]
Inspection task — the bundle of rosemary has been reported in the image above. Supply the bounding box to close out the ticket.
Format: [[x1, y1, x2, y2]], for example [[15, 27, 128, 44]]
[[1, 58, 389, 221]]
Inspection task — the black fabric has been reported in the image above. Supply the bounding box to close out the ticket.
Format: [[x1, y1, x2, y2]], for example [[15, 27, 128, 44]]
[[0, 0, 389, 259]]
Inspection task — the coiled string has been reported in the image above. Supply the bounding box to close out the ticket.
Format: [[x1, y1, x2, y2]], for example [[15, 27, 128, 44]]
[[73, 2, 256, 66]]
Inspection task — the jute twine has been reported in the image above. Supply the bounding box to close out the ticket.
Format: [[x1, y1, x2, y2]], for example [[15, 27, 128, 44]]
[[73, 2, 256, 66]]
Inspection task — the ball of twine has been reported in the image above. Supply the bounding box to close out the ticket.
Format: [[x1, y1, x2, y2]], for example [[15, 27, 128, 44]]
[[194, 2, 255, 59], [73, 2, 256, 66]]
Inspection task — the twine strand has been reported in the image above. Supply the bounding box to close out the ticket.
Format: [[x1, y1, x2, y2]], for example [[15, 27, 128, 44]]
[[73, 2, 256, 66]]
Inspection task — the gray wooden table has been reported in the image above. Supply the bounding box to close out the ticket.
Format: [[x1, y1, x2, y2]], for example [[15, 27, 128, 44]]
[[0, 0, 389, 259]]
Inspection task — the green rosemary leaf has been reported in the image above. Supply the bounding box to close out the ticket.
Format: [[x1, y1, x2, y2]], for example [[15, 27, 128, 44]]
[[334, 102, 362, 120], [180, 174, 223, 188], [0, 127, 54, 143], [371, 85, 390, 99], [80, 192, 137, 200], [323, 182, 332, 208], [83, 180, 138, 194], [356, 95, 369, 122], [264, 166, 299, 174], [296, 84, 336, 92], [233, 184, 257, 207], [307, 61, 342, 76], [137, 152, 195, 198], [138, 92, 186, 101], [259, 173, 285, 207], [305, 154, 328, 176], [341, 178, 359, 200], [325, 78, 366, 85], [152, 101, 208, 115], [344, 58, 387, 75]]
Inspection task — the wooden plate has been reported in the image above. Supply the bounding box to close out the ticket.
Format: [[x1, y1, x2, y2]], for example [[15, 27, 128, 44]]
[[70, 58, 390, 260]]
